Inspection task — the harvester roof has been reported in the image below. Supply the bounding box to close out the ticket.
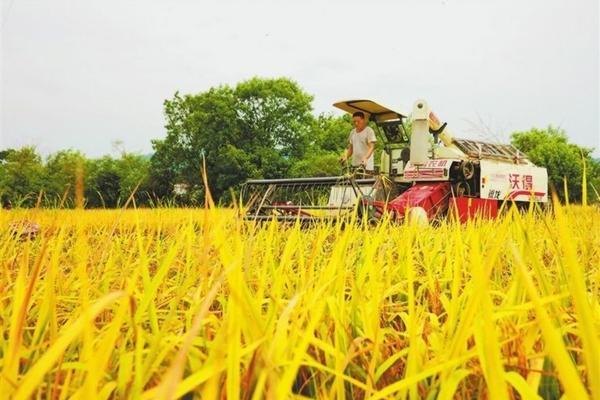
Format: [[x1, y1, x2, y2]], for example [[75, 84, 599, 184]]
[[333, 99, 406, 123]]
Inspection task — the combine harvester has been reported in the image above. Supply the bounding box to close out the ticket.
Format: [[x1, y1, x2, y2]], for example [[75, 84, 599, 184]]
[[242, 99, 548, 224]]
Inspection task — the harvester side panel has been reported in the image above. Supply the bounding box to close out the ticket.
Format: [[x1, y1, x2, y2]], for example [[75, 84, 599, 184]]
[[403, 159, 460, 181], [450, 197, 498, 223], [479, 159, 548, 202]]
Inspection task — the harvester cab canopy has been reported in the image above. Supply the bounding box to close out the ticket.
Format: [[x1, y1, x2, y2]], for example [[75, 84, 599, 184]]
[[333, 99, 409, 144]]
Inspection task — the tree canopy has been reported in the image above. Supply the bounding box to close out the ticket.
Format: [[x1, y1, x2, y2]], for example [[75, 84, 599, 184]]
[[510, 126, 599, 203], [150, 77, 349, 202]]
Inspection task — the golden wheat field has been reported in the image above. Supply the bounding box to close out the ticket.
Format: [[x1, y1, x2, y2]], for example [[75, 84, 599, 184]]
[[0, 204, 599, 399]]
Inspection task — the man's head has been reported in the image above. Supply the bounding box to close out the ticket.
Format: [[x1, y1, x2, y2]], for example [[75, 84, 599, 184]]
[[352, 111, 367, 130]]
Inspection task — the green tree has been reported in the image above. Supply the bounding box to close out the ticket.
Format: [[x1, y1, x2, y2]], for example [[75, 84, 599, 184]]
[[511, 126, 600, 203], [289, 153, 342, 177], [310, 113, 352, 154], [287, 113, 353, 177], [85, 153, 151, 208], [148, 138, 179, 200], [149, 86, 239, 202], [85, 156, 122, 207], [116, 153, 151, 204], [44, 149, 86, 206], [151, 77, 315, 203], [0, 147, 45, 207]]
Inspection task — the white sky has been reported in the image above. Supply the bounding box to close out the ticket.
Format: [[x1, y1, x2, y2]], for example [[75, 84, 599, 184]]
[[1, 0, 599, 157]]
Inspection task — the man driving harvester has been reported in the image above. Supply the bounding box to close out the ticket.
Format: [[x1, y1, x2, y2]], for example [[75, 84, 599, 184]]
[[340, 111, 377, 172]]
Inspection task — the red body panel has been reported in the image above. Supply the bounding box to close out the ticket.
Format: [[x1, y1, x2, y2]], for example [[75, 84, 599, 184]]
[[368, 183, 500, 223], [372, 182, 452, 219], [450, 196, 498, 223]]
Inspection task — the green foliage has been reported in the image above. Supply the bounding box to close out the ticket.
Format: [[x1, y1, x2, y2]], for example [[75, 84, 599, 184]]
[[309, 113, 352, 154], [511, 126, 600, 203], [289, 153, 343, 178], [151, 77, 317, 202], [44, 149, 86, 206], [235, 77, 314, 159], [0, 147, 45, 207], [286, 113, 353, 179], [85, 156, 122, 207], [0, 147, 151, 209], [84, 153, 151, 208]]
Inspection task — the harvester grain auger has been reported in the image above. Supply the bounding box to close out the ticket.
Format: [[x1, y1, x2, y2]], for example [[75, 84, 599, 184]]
[[242, 99, 548, 224]]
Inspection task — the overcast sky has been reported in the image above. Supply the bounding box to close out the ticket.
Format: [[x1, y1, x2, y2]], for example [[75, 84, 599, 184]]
[[1, 0, 599, 158]]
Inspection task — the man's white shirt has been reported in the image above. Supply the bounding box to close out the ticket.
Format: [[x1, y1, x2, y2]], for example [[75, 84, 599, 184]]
[[348, 126, 377, 170]]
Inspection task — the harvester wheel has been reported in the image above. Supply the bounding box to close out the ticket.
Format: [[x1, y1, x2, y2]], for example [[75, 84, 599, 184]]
[[461, 161, 475, 180], [454, 181, 471, 197]]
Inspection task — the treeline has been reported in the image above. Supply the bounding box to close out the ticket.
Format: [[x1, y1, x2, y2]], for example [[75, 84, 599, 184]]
[[1, 77, 599, 207], [0, 147, 153, 208]]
